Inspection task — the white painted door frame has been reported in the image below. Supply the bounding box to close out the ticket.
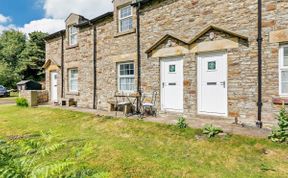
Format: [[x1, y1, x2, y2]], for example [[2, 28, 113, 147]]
[[50, 72, 58, 103], [197, 51, 228, 117], [160, 56, 184, 113]]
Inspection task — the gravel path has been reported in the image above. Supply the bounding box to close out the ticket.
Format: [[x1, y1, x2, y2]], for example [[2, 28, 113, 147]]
[[0, 97, 16, 105]]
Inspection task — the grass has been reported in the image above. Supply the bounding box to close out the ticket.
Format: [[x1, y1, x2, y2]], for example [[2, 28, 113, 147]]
[[9, 91, 19, 97], [0, 105, 288, 177]]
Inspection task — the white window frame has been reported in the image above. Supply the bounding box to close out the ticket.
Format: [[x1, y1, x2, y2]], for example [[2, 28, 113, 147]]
[[68, 68, 78, 92], [118, 5, 133, 32], [279, 45, 288, 96], [118, 62, 135, 93], [68, 26, 78, 46]]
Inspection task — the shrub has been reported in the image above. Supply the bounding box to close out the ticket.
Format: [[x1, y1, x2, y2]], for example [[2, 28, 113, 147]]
[[16, 98, 29, 107], [269, 107, 288, 143], [177, 116, 188, 129], [203, 124, 223, 138]]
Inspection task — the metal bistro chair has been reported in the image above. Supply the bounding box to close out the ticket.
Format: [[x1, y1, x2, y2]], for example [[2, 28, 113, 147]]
[[139, 91, 158, 117]]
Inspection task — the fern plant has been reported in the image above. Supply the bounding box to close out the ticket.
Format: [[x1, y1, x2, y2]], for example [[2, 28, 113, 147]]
[[203, 124, 223, 138], [0, 132, 105, 178], [269, 107, 288, 143]]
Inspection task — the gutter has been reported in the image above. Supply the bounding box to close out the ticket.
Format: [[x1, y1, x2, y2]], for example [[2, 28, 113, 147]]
[[256, 0, 263, 128], [131, 0, 151, 6], [44, 30, 66, 41], [75, 12, 113, 28]]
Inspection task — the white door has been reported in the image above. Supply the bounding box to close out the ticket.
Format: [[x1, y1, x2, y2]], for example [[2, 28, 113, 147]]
[[197, 52, 228, 116], [50, 72, 58, 102], [161, 57, 183, 112]]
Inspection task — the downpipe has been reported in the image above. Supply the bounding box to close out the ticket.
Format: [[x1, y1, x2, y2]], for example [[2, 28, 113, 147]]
[[256, 0, 263, 128]]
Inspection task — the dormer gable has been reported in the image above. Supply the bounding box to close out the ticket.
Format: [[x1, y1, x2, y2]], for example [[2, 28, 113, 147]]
[[65, 13, 88, 26]]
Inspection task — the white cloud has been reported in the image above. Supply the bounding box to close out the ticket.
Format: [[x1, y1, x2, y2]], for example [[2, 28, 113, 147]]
[[43, 0, 113, 19], [19, 18, 65, 34], [0, 0, 113, 34], [0, 14, 12, 24], [0, 24, 16, 33]]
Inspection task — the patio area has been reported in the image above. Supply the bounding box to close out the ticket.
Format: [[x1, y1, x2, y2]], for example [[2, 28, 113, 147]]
[[43, 105, 271, 138]]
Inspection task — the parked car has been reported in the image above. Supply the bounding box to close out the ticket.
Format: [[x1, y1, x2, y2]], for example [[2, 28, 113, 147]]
[[0, 85, 9, 97]]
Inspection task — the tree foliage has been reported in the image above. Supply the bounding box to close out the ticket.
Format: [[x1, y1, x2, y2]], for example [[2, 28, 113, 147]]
[[0, 61, 20, 88], [0, 30, 26, 68], [18, 32, 47, 81], [0, 30, 47, 89]]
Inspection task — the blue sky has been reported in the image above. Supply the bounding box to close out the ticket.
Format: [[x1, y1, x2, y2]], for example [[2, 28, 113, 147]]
[[0, 0, 113, 34], [0, 0, 44, 26]]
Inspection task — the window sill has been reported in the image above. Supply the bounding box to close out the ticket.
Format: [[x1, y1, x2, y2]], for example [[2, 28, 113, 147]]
[[115, 91, 140, 97], [272, 97, 288, 105], [66, 44, 79, 50], [66, 91, 79, 96], [114, 28, 136, 38]]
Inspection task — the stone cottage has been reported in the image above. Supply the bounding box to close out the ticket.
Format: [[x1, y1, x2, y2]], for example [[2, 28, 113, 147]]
[[43, 0, 288, 128]]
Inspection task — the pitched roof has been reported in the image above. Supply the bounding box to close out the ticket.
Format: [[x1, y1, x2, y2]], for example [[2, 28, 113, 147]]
[[42, 59, 61, 69], [65, 13, 88, 22], [75, 12, 113, 27], [44, 30, 65, 41], [145, 34, 189, 53], [189, 25, 249, 44], [17, 80, 38, 85], [45, 12, 113, 40], [146, 25, 249, 53]]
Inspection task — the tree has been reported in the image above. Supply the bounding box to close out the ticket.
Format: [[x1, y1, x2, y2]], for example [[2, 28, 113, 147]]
[[18, 32, 47, 81], [0, 61, 20, 89], [0, 30, 26, 68]]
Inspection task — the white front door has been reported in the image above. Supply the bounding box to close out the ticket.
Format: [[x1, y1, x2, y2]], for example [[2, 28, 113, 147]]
[[197, 52, 228, 116], [161, 57, 184, 112], [50, 72, 58, 102]]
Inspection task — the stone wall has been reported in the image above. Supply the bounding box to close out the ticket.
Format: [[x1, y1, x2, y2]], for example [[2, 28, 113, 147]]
[[19, 90, 48, 107], [44, 0, 288, 128], [37, 90, 49, 104], [45, 36, 62, 103]]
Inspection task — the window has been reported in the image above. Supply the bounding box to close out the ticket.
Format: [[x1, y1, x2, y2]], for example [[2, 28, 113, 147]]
[[68, 68, 78, 92], [279, 45, 288, 96], [169, 65, 176, 73], [118, 5, 133, 32], [208, 61, 216, 71], [68, 26, 78, 46], [118, 63, 135, 92]]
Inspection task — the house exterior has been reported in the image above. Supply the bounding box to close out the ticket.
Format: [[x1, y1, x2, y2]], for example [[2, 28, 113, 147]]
[[44, 0, 288, 128]]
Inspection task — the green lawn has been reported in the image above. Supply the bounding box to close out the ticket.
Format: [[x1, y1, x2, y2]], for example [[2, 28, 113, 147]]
[[0, 105, 287, 177]]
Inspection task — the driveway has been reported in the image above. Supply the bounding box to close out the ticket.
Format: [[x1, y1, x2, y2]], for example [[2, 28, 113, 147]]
[[0, 97, 16, 105]]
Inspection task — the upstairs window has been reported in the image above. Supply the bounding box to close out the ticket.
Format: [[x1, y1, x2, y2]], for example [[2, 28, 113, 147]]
[[68, 68, 78, 92], [279, 45, 288, 96], [119, 5, 133, 32], [118, 63, 135, 92], [69, 26, 78, 46]]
